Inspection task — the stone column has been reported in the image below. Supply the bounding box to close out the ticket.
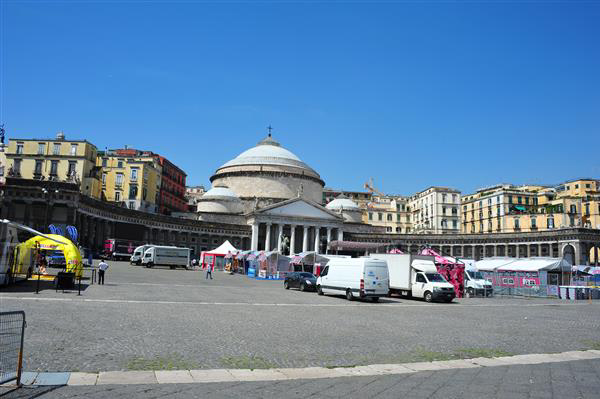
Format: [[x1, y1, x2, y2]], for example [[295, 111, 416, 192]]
[[290, 225, 296, 256], [505, 244, 509, 257], [251, 223, 259, 251], [265, 223, 272, 251], [338, 228, 344, 242], [537, 243, 542, 258], [277, 224, 283, 253], [302, 225, 309, 252], [326, 227, 332, 254], [314, 226, 320, 254]]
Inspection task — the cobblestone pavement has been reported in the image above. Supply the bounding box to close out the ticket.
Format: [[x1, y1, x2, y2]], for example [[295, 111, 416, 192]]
[[1, 262, 600, 374], [2, 359, 600, 399]]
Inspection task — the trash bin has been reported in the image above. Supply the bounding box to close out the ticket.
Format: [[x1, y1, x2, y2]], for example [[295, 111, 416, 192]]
[[56, 272, 75, 290]]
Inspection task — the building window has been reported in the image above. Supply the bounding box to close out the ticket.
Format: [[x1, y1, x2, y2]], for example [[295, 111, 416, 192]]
[[53, 143, 61, 155], [131, 168, 138, 181], [102, 173, 107, 185], [525, 197, 529, 205], [441, 219, 447, 228], [129, 201, 135, 209], [378, 213, 382, 221], [514, 218, 520, 229], [442, 194, 447, 203], [368, 213, 373, 221], [509, 196, 513, 204], [452, 220, 457, 229], [517, 196, 522, 204], [531, 218, 537, 228], [38, 143, 45, 155], [16, 143, 24, 154], [116, 173, 123, 186], [585, 184, 591, 189], [386, 226, 392, 232], [115, 191, 121, 202], [13, 159, 22, 175], [387, 213, 392, 221], [50, 160, 58, 176], [68, 161, 76, 177], [585, 204, 590, 216], [118, 160, 124, 168], [129, 185, 138, 200], [570, 204, 577, 214], [397, 213, 401, 221], [575, 184, 579, 189], [34, 160, 43, 175], [442, 207, 446, 215], [452, 194, 456, 202], [102, 158, 107, 167], [70, 144, 78, 155]]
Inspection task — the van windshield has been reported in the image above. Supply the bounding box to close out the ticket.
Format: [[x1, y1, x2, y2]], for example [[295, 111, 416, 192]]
[[469, 271, 483, 279], [425, 273, 447, 283]]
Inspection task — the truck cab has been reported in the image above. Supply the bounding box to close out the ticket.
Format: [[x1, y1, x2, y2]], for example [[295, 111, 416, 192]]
[[412, 269, 456, 302], [464, 269, 493, 297]]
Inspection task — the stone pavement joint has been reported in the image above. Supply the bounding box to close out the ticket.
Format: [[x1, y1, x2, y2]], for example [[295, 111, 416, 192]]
[[5, 348, 600, 388]]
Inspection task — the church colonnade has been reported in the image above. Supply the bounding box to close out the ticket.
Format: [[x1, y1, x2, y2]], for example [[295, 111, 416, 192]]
[[250, 221, 343, 255]]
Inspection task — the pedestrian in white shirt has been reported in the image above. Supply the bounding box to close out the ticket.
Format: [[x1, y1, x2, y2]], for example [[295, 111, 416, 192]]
[[98, 260, 109, 285]]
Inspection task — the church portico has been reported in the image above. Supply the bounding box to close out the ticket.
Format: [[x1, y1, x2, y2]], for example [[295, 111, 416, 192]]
[[247, 197, 345, 255]]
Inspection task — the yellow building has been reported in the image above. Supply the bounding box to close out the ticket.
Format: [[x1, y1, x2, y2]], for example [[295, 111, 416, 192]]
[[3, 133, 102, 198], [462, 179, 600, 234], [98, 149, 162, 213]]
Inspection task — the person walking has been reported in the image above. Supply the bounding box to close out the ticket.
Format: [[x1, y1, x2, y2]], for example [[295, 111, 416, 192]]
[[206, 263, 213, 280], [98, 260, 109, 285]]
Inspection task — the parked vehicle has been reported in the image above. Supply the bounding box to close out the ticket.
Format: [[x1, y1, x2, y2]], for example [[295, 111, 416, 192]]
[[284, 272, 317, 291], [104, 238, 144, 261], [370, 254, 455, 302], [130, 245, 175, 265], [316, 258, 389, 302], [142, 246, 191, 269], [464, 269, 493, 297]]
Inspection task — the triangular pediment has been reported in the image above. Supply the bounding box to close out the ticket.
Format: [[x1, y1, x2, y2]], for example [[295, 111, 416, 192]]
[[256, 198, 342, 220]]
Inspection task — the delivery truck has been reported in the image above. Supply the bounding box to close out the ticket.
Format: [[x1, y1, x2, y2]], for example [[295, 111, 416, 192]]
[[130, 245, 176, 265], [370, 253, 456, 302], [142, 246, 191, 269], [316, 257, 389, 302]]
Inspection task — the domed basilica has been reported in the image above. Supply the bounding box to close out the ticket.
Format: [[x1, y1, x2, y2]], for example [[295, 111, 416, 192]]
[[196, 134, 375, 255]]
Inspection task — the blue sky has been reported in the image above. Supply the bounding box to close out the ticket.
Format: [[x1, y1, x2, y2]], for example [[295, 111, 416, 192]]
[[2, 1, 599, 195]]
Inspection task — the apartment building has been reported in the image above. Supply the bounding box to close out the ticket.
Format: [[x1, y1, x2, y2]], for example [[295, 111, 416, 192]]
[[365, 195, 412, 233], [408, 187, 461, 234], [3, 132, 102, 198], [98, 149, 162, 213], [461, 179, 600, 234]]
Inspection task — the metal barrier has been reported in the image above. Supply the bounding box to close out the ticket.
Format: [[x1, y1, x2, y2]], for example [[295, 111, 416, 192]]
[[0, 311, 26, 386]]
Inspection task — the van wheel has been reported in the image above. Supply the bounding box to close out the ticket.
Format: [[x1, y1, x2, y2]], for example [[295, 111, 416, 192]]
[[346, 289, 354, 301], [466, 288, 473, 298], [284, 281, 290, 290], [300, 283, 306, 292], [317, 285, 324, 295], [424, 291, 433, 303]]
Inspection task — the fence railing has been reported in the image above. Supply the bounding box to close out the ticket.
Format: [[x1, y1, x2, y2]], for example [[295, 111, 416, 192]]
[[0, 311, 26, 386]]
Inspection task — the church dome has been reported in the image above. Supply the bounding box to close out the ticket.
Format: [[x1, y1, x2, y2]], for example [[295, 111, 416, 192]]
[[196, 185, 243, 214], [326, 196, 360, 211], [203, 185, 239, 199], [209, 133, 325, 205], [217, 134, 319, 176]]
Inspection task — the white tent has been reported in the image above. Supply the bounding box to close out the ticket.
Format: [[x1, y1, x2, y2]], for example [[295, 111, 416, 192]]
[[474, 257, 518, 271], [497, 257, 571, 272], [205, 240, 237, 255]]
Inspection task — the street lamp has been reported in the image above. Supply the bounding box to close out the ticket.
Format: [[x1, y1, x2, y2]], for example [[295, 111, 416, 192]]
[[41, 188, 59, 233]]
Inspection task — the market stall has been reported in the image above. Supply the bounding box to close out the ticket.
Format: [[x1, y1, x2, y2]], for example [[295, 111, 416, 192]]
[[256, 251, 291, 279], [474, 257, 571, 297], [14, 234, 83, 279], [290, 251, 330, 275], [200, 240, 238, 271]]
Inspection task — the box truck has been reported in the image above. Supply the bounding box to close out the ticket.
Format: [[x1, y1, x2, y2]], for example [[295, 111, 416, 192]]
[[370, 253, 456, 302], [142, 246, 191, 269], [316, 258, 389, 302], [130, 245, 176, 265]]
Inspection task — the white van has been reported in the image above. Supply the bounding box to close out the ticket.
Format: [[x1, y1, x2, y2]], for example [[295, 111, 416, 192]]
[[142, 246, 191, 269], [316, 258, 389, 302]]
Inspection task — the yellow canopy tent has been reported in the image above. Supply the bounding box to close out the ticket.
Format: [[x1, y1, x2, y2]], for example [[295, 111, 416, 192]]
[[14, 234, 83, 278]]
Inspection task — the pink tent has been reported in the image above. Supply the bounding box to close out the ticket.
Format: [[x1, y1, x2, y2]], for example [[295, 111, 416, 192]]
[[419, 248, 465, 298]]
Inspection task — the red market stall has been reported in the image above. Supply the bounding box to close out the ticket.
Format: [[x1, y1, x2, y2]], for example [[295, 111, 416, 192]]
[[200, 240, 238, 271]]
